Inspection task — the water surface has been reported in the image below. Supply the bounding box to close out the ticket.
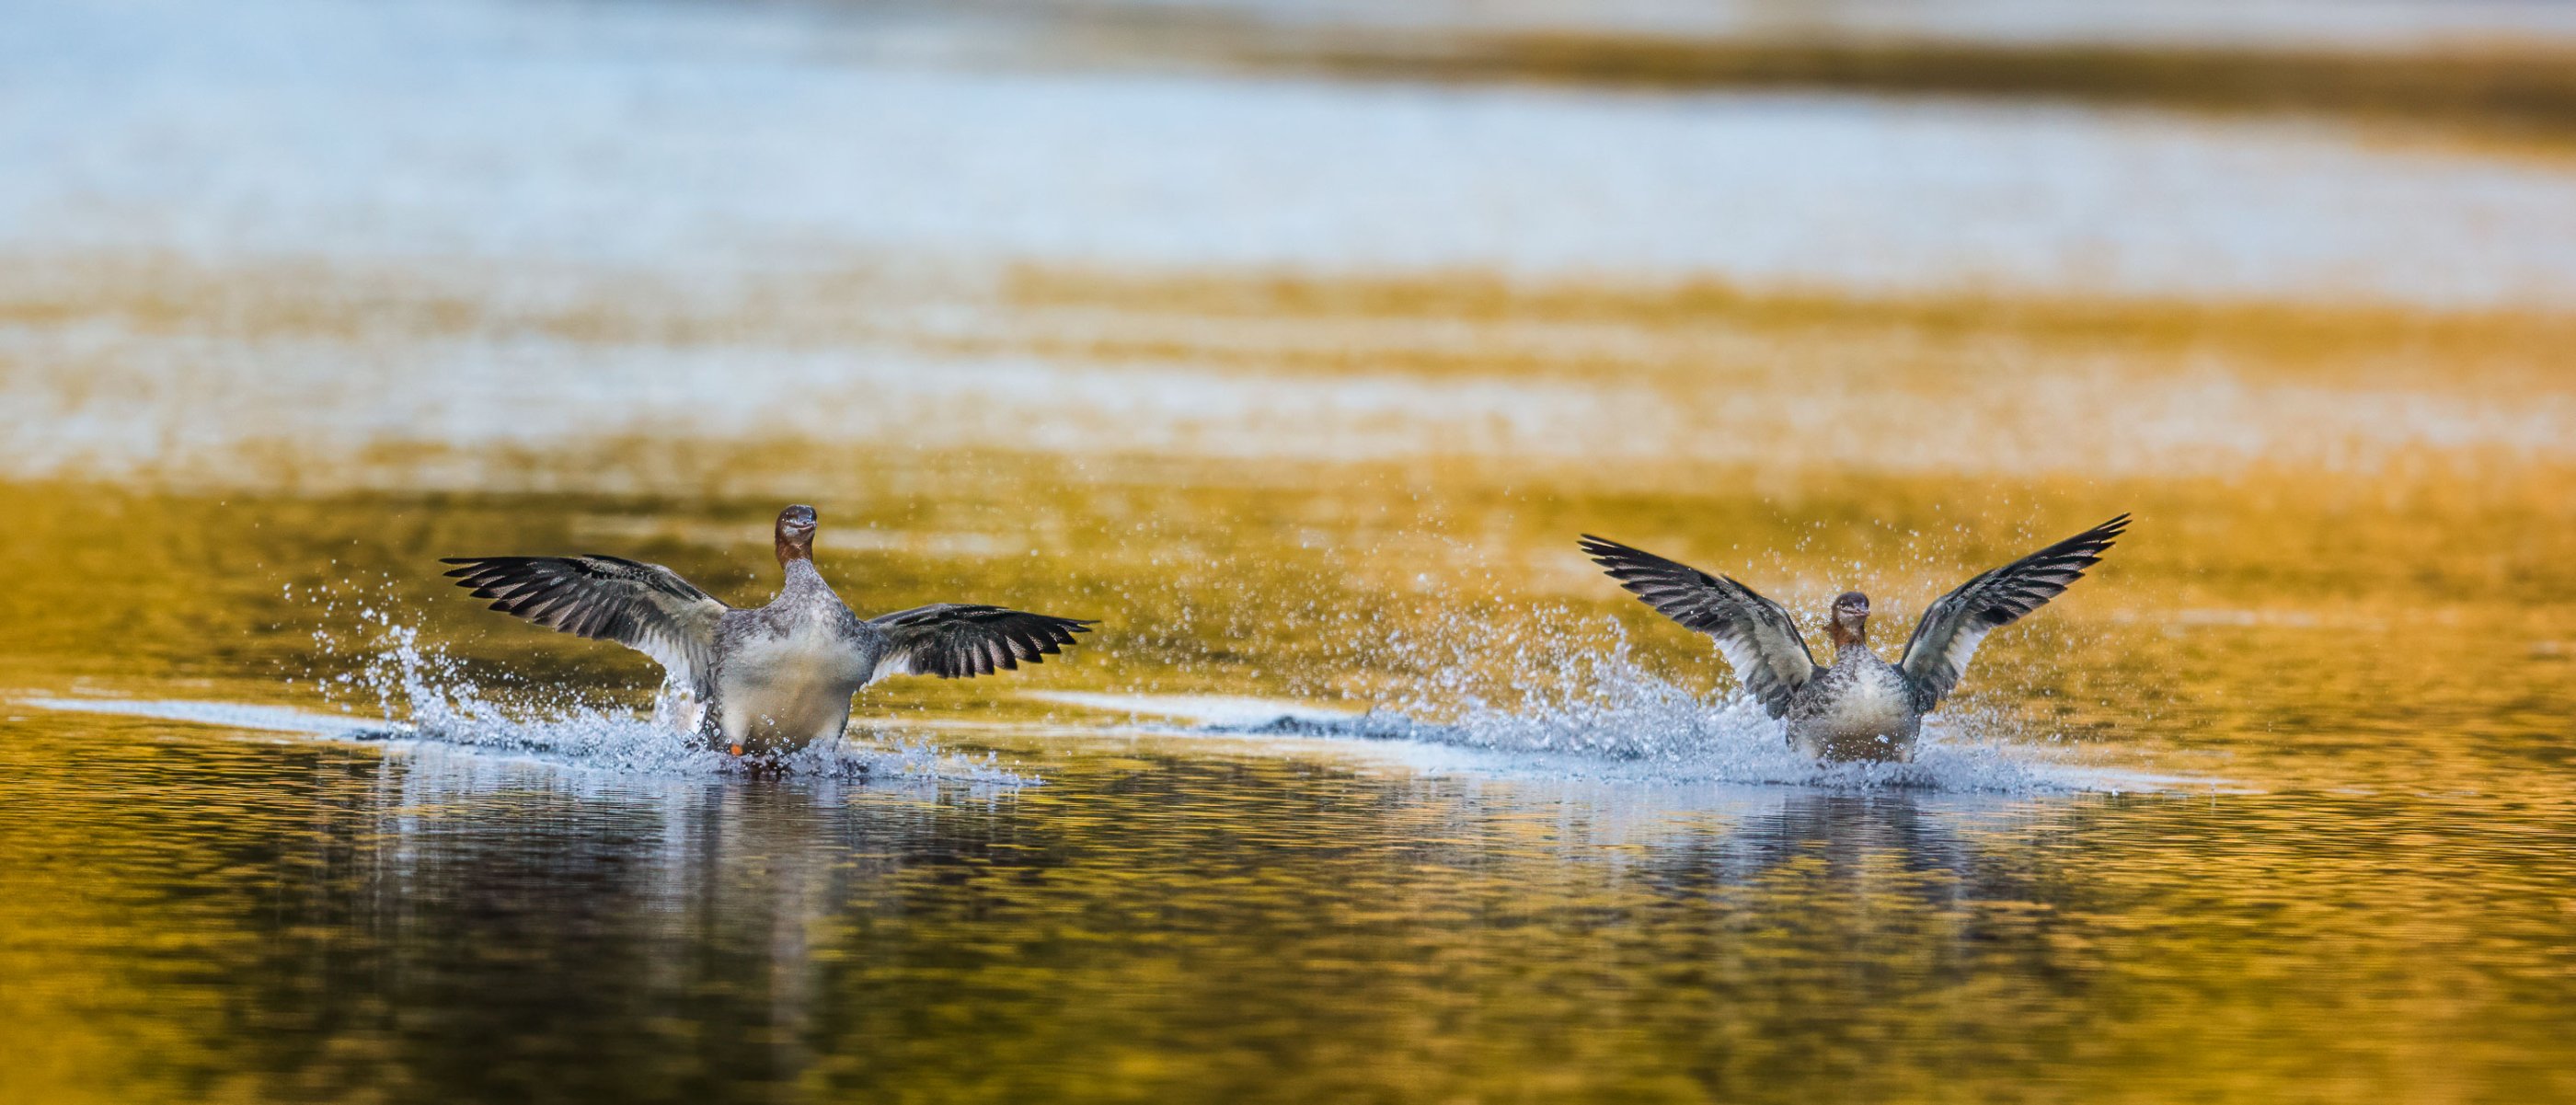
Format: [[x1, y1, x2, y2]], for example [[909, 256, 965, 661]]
[[4, 2, 2574, 1102]]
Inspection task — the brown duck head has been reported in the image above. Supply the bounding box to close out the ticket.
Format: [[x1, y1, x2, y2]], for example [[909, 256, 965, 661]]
[[775, 504, 819, 566], [1827, 591, 1869, 649]]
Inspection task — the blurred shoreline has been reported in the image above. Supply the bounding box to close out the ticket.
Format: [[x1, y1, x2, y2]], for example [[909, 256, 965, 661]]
[[1207, 30, 2576, 138], [15, 0, 2576, 308], [863, 0, 2576, 136]]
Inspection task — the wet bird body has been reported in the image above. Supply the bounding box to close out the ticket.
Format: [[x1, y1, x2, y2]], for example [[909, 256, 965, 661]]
[[1792, 648, 1921, 761], [1581, 515, 2129, 762], [701, 559, 876, 750], [442, 505, 1093, 755]]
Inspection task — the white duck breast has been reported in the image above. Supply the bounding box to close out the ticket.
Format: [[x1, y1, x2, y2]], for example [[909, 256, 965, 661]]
[[441, 504, 1095, 756], [707, 570, 877, 750], [1792, 651, 1922, 761], [1581, 514, 2128, 763]]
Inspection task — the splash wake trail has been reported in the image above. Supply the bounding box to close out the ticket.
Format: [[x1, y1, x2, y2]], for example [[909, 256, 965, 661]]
[[1198, 698, 2120, 792], [288, 593, 1038, 784], [1175, 616, 2184, 794]]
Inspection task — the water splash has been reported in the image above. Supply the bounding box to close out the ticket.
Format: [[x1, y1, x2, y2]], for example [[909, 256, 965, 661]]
[[296, 580, 1035, 784], [1233, 604, 2188, 793], [1206, 697, 2120, 792]]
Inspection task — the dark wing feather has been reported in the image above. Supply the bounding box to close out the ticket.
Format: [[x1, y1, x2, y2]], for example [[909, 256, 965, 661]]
[[439, 555, 730, 694], [868, 604, 1095, 681], [1580, 535, 1822, 718], [1898, 514, 2130, 708]]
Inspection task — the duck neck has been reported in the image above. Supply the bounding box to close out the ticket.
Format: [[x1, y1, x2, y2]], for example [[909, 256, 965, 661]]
[[776, 556, 832, 602], [775, 530, 812, 569], [1829, 618, 1869, 657]]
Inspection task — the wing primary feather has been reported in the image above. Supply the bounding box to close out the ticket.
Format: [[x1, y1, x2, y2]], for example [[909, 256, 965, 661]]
[[1580, 535, 1821, 719], [1898, 514, 2128, 709], [868, 604, 1097, 684], [438, 554, 730, 699]]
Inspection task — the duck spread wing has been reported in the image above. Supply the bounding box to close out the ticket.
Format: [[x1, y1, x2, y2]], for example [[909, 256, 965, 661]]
[[868, 604, 1095, 681], [1580, 535, 1821, 718], [1898, 513, 2129, 708], [440, 555, 730, 695]]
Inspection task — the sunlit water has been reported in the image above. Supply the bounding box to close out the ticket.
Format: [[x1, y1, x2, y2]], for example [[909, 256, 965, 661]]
[[6, 1, 2576, 1102]]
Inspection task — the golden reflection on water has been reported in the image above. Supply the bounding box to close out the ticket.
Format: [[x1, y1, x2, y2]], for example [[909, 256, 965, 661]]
[[2, 257, 2574, 1102], [11, 257, 2576, 487]]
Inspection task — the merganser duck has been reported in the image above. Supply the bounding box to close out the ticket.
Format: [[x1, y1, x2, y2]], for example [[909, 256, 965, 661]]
[[441, 504, 1094, 754], [1581, 515, 2128, 762]]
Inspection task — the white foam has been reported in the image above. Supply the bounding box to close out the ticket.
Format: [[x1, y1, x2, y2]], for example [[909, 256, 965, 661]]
[[1043, 684, 2217, 794], [23, 690, 1034, 784], [21, 696, 386, 737], [139, 584, 1044, 784], [1040, 604, 2229, 795]]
